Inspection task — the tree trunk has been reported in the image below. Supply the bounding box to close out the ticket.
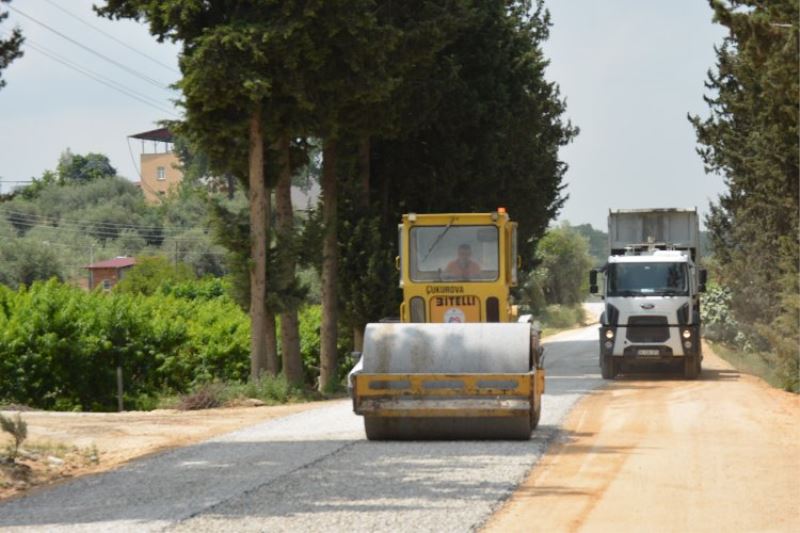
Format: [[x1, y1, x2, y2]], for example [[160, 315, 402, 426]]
[[248, 105, 270, 381], [353, 326, 364, 353], [352, 135, 370, 353], [265, 310, 279, 376], [276, 134, 304, 385], [319, 138, 339, 392]]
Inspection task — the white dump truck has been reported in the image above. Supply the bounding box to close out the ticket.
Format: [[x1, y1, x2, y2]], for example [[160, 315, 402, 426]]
[[590, 208, 707, 379]]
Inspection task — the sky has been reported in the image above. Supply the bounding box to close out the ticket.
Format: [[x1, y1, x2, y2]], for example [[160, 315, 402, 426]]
[[0, 0, 728, 229]]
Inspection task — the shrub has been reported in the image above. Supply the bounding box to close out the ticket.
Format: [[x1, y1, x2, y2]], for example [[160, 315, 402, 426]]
[[701, 284, 739, 343], [177, 383, 224, 410], [230, 374, 304, 405], [0, 280, 250, 411], [114, 256, 194, 296], [0, 413, 27, 461]]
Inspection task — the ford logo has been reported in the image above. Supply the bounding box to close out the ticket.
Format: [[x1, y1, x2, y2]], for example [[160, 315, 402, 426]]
[[640, 303, 655, 310]]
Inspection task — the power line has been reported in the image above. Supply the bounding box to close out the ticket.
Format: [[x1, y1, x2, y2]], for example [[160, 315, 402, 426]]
[[0, 217, 213, 242], [40, 0, 180, 75], [0, 206, 207, 233], [15, 36, 178, 117], [1, 221, 214, 243], [8, 4, 174, 91], [0, 229, 228, 253]]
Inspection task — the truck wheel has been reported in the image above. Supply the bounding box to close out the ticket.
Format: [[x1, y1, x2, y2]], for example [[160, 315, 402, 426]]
[[601, 354, 617, 379], [684, 355, 698, 380]]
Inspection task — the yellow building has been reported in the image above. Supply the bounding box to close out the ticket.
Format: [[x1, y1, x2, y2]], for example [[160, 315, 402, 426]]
[[130, 128, 182, 203]]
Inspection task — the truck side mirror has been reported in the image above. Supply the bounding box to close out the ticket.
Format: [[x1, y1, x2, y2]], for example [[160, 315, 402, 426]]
[[699, 269, 708, 293], [589, 270, 598, 294]]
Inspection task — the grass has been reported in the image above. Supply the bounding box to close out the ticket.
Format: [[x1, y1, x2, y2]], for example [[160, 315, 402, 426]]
[[706, 340, 787, 390], [164, 374, 319, 411]]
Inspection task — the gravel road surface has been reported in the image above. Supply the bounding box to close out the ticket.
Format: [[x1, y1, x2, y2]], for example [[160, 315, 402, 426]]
[[0, 317, 603, 532]]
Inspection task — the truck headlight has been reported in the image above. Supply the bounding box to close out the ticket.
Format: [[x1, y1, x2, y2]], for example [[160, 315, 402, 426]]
[[683, 340, 693, 350], [682, 329, 691, 339], [604, 329, 615, 339]]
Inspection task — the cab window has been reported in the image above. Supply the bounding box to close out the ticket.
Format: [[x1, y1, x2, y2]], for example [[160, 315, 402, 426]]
[[409, 225, 499, 282]]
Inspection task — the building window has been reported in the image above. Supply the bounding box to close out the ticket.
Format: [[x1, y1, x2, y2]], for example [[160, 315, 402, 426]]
[[102, 279, 112, 290], [157, 166, 166, 181]]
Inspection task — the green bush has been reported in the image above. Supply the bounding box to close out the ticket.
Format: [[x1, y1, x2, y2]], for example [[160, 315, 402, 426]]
[[0, 279, 250, 411], [703, 282, 798, 392], [114, 256, 194, 296], [0, 279, 355, 410]]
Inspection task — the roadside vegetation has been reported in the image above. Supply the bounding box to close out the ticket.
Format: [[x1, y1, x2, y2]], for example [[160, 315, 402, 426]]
[[690, 1, 798, 392], [520, 222, 593, 333], [1, 0, 581, 408], [702, 283, 792, 391], [89, 0, 577, 392], [0, 150, 227, 286], [0, 277, 344, 411]]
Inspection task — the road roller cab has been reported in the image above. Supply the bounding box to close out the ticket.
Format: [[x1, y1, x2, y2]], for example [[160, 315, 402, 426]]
[[350, 211, 545, 440], [398, 211, 519, 324]]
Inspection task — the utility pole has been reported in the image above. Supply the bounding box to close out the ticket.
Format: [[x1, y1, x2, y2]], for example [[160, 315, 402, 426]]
[[89, 243, 95, 289]]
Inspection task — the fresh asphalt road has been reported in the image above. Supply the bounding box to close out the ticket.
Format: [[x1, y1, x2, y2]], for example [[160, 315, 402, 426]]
[[0, 315, 604, 532]]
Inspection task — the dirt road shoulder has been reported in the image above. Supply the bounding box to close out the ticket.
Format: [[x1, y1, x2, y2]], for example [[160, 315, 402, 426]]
[[483, 342, 800, 533], [1, 400, 333, 501]]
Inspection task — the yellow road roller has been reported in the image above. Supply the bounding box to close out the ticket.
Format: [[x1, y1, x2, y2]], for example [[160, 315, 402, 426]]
[[349, 211, 545, 440]]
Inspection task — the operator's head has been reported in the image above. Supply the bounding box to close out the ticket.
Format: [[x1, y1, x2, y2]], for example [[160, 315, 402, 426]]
[[457, 243, 472, 261]]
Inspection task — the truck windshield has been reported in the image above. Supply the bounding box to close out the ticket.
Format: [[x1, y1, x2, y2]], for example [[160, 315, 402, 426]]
[[607, 262, 689, 296], [409, 225, 499, 282]]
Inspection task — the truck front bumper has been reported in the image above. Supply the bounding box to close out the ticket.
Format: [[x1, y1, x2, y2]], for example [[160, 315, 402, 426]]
[[599, 325, 700, 358]]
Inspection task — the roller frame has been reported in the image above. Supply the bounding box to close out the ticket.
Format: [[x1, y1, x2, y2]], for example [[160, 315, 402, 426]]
[[351, 322, 544, 440], [352, 372, 536, 418]]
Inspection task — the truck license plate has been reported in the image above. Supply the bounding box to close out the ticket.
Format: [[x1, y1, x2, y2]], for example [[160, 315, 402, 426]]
[[637, 349, 660, 356]]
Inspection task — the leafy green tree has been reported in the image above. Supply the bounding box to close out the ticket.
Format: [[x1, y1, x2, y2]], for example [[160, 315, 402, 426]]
[[372, 1, 575, 251], [0, 239, 64, 288], [114, 229, 147, 256], [57, 150, 117, 183], [335, 2, 470, 352], [530, 223, 593, 307], [96, 0, 288, 380], [572, 223, 609, 267], [689, 0, 799, 390], [0, 0, 23, 91], [340, 0, 577, 342], [162, 228, 226, 278], [114, 256, 194, 296], [207, 194, 280, 374]]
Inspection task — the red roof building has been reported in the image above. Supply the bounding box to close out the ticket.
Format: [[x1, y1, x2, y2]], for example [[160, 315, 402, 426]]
[[86, 257, 136, 290]]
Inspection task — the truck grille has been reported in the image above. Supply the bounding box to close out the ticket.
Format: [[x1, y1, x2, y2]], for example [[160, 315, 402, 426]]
[[626, 316, 669, 343]]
